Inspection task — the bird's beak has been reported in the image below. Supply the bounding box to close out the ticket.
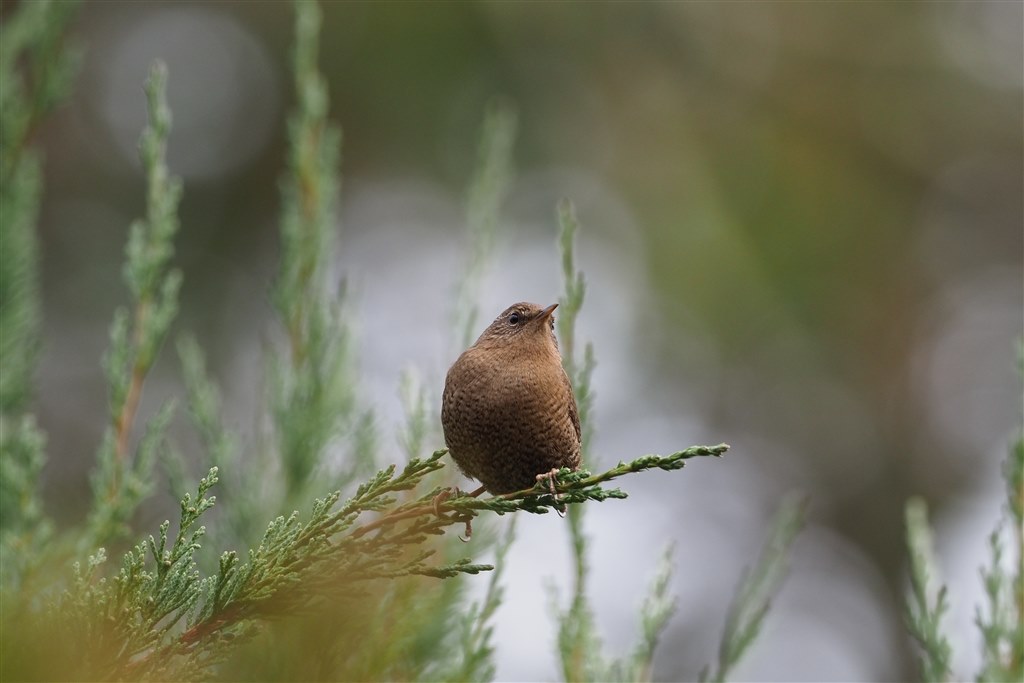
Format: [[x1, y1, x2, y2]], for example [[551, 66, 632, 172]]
[[539, 303, 558, 321]]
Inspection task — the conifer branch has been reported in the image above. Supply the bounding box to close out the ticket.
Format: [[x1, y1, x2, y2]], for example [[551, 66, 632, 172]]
[[86, 61, 182, 547], [65, 437, 717, 681], [903, 497, 953, 682], [0, 0, 80, 411], [973, 430, 1023, 683], [453, 102, 517, 349], [79, 443, 723, 680], [444, 518, 518, 681], [899, 358, 1022, 683], [604, 543, 679, 682], [271, 0, 369, 502], [351, 444, 728, 540], [0, 0, 79, 603], [0, 0, 80, 191], [701, 493, 808, 683]]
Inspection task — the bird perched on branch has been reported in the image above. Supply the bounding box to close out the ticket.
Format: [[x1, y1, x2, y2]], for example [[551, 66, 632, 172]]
[[442, 302, 582, 497]]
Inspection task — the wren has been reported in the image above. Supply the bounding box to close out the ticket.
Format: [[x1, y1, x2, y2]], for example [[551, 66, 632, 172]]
[[441, 302, 581, 495]]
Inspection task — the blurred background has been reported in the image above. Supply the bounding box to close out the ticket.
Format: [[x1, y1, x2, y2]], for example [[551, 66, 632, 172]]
[[23, 1, 1022, 680]]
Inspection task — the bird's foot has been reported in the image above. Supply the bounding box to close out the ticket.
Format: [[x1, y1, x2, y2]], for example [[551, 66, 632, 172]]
[[458, 486, 486, 541], [536, 468, 566, 518], [434, 486, 486, 541], [432, 487, 457, 517], [459, 518, 473, 543]]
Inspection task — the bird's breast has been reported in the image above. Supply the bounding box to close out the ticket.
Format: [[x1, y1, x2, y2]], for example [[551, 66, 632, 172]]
[[441, 343, 580, 493], [448, 350, 565, 412]]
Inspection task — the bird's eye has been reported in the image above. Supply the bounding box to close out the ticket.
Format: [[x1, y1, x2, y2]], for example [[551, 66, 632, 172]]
[[508, 312, 521, 325]]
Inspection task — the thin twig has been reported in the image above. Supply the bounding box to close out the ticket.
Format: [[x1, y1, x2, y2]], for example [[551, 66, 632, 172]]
[[351, 444, 728, 539]]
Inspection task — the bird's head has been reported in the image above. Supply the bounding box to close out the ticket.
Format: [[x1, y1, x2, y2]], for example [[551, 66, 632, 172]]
[[473, 302, 560, 353]]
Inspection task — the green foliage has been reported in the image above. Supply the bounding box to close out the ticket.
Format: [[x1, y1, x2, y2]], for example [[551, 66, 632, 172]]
[[973, 431, 1023, 683], [453, 101, 517, 349], [0, 149, 43, 409], [0, 0, 79, 412], [547, 201, 744, 683], [0, 0, 78, 594], [902, 416, 1023, 683], [0, 415, 51, 590], [6, 440, 723, 679], [556, 199, 597, 450], [177, 336, 237, 478], [86, 62, 182, 549], [2, 470, 216, 681], [603, 544, 679, 682], [271, 0, 370, 503], [436, 519, 517, 682], [550, 199, 602, 682], [176, 335, 259, 548], [701, 494, 809, 683], [549, 201, 722, 683], [904, 497, 953, 683], [398, 370, 431, 461]]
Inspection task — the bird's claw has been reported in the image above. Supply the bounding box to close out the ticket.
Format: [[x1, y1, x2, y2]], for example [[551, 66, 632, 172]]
[[435, 486, 483, 541], [432, 487, 457, 517], [536, 468, 566, 518]]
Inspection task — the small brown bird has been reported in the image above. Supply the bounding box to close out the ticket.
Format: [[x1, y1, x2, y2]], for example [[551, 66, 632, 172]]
[[442, 302, 581, 496]]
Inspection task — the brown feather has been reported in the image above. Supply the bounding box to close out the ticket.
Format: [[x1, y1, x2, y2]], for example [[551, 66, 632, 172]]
[[441, 302, 582, 494]]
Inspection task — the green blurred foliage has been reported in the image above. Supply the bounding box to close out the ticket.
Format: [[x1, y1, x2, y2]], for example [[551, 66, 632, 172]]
[[14, 1, 1023, 680]]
